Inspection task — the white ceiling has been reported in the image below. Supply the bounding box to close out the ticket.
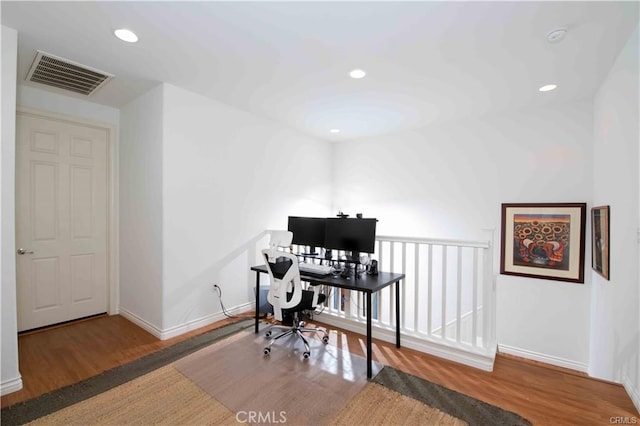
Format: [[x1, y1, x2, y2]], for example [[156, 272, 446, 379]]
[[2, 1, 638, 142]]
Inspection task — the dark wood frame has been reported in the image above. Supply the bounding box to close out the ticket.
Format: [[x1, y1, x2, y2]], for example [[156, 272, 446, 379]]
[[500, 203, 586, 283], [591, 205, 610, 280]]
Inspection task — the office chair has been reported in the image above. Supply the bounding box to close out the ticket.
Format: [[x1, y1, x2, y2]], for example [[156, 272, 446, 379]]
[[262, 230, 329, 359]]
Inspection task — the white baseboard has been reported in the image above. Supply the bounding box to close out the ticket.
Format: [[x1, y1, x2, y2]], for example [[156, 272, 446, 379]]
[[622, 374, 640, 414], [0, 375, 23, 396], [158, 302, 254, 340], [498, 344, 588, 373], [119, 302, 254, 340], [118, 307, 164, 338], [315, 314, 496, 372]]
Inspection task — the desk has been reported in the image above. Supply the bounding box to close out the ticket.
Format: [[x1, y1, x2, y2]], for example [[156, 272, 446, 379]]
[[251, 265, 405, 378]]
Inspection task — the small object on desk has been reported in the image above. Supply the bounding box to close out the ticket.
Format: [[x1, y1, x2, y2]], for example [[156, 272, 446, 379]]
[[340, 268, 352, 279], [298, 262, 333, 276]]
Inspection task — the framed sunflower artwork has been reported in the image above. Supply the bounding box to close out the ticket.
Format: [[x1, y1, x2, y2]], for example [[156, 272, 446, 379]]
[[500, 203, 586, 283]]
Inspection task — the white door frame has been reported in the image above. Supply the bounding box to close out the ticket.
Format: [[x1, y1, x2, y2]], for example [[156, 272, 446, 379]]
[[16, 107, 119, 316]]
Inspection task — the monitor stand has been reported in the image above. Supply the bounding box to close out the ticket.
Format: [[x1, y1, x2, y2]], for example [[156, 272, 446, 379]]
[[300, 246, 318, 256], [346, 251, 361, 264], [339, 260, 365, 279]]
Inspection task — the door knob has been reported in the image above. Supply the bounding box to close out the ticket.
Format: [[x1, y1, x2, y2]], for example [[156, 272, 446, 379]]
[[17, 248, 34, 255]]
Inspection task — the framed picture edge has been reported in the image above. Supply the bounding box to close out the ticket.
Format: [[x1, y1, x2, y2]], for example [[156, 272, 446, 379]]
[[591, 205, 610, 281]]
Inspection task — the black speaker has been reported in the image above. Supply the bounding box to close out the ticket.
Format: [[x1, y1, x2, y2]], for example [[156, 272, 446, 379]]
[[367, 259, 378, 275]]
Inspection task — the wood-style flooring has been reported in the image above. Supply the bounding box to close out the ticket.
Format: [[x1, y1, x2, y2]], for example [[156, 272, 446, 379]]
[[2, 314, 638, 425]]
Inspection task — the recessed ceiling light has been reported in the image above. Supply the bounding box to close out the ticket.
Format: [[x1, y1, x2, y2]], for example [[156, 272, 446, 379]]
[[330, 129, 341, 133], [539, 84, 557, 92], [349, 69, 366, 79], [114, 29, 138, 43]]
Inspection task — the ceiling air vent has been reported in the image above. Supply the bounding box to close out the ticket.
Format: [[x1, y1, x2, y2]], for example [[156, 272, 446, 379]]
[[26, 50, 114, 96]]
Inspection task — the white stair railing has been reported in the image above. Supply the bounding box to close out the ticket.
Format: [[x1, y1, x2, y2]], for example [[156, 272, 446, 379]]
[[309, 234, 497, 371]]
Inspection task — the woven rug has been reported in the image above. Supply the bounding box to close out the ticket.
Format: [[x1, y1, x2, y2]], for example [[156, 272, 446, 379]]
[[24, 365, 465, 426], [1, 320, 530, 425]]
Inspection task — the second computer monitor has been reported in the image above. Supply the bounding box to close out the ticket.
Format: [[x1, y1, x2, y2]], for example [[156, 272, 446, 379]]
[[324, 218, 377, 255]]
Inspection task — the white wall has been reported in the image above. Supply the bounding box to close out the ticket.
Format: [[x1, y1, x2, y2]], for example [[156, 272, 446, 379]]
[[333, 103, 592, 240], [1, 25, 22, 395], [119, 85, 165, 331], [591, 24, 639, 404], [161, 84, 332, 332], [118, 83, 332, 336], [17, 85, 120, 126], [333, 101, 594, 370]]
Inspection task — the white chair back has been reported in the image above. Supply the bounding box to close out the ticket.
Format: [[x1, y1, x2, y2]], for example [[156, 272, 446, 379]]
[[262, 231, 302, 321]]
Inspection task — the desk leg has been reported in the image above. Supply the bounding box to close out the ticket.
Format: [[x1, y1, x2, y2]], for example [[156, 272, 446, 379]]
[[395, 280, 401, 348], [366, 291, 372, 379], [255, 271, 261, 334]]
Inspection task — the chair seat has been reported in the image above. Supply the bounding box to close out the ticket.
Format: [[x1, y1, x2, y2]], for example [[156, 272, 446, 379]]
[[279, 290, 326, 325], [282, 290, 326, 313]]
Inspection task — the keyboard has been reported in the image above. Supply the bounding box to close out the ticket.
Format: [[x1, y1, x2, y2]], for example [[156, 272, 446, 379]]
[[298, 262, 333, 276]]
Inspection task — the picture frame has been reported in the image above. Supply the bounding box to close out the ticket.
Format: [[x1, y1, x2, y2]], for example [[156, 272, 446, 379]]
[[591, 205, 610, 280], [500, 203, 586, 283]]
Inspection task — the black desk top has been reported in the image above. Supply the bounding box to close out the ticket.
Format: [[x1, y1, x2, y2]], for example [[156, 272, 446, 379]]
[[251, 264, 405, 293]]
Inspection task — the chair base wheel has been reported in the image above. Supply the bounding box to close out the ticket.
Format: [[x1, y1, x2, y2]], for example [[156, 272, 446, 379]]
[[264, 347, 271, 355], [322, 335, 329, 344], [303, 351, 310, 359], [265, 330, 272, 338]]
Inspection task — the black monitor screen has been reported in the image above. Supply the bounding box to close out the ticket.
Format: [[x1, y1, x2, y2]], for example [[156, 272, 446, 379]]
[[287, 216, 326, 248], [324, 218, 377, 254]]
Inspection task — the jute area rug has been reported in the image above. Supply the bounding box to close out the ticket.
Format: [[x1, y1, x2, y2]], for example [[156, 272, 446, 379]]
[[22, 329, 463, 425], [2, 320, 530, 425]]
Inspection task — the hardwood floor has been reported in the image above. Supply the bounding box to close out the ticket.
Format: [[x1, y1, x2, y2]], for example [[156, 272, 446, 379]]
[[0, 314, 243, 408], [2, 314, 638, 425]]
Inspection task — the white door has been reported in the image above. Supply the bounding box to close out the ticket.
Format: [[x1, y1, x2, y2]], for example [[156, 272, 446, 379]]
[[16, 112, 109, 331]]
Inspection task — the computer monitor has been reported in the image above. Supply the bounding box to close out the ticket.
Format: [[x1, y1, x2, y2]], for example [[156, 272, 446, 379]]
[[324, 218, 377, 257], [287, 216, 326, 255]]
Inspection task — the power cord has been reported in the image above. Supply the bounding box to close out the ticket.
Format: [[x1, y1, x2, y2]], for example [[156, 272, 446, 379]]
[[213, 284, 254, 319]]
